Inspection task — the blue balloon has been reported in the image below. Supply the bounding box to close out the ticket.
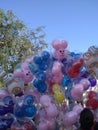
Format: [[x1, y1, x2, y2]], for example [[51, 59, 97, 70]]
[[3, 96, 14, 106], [24, 105, 37, 117], [23, 95, 34, 106], [41, 51, 50, 61], [33, 56, 42, 65], [15, 107, 24, 117], [36, 72, 46, 81], [33, 79, 41, 88], [61, 75, 71, 87], [1, 117, 14, 128], [37, 82, 47, 93]]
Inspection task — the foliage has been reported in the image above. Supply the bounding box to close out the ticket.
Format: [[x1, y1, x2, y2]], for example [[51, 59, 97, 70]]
[[0, 9, 47, 74]]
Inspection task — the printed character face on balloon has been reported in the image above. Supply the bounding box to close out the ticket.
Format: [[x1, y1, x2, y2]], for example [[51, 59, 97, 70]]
[[83, 46, 98, 78], [14, 62, 34, 84], [52, 39, 68, 60]]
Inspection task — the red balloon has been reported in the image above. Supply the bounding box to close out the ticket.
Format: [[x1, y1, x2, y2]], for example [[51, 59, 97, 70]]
[[87, 91, 97, 99], [86, 98, 98, 110], [68, 66, 80, 78]]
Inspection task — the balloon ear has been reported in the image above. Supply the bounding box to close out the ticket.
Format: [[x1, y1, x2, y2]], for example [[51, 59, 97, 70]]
[[52, 39, 60, 50], [14, 69, 23, 78], [61, 40, 68, 48], [21, 62, 28, 70]]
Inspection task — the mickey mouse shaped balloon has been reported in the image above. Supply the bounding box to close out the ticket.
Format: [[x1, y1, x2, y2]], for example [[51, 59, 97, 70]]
[[52, 39, 68, 61]]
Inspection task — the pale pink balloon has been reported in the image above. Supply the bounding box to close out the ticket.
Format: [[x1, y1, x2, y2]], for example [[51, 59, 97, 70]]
[[53, 72, 63, 83], [70, 84, 84, 101], [52, 39, 68, 60], [45, 103, 58, 118], [72, 104, 83, 115], [62, 111, 78, 128], [52, 61, 63, 83], [80, 78, 90, 90], [46, 119, 56, 130], [40, 95, 51, 107], [38, 121, 48, 130], [14, 69, 23, 78], [14, 62, 34, 84], [52, 61, 62, 75], [21, 62, 34, 84]]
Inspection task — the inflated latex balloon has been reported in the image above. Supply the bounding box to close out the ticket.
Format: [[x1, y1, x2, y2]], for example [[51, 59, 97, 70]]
[[0, 116, 14, 130], [88, 78, 97, 87], [72, 104, 83, 115], [54, 91, 65, 103], [3, 95, 14, 106], [24, 105, 37, 117], [0, 95, 14, 115], [38, 121, 48, 130], [80, 78, 90, 90], [14, 62, 34, 84], [45, 103, 58, 118], [87, 91, 97, 99], [62, 111, 78, 128], [52, 39, 68, 60], [52, 84, 60, 92], [33, 78, 47, 93], [86, 98, 98, 110], [40, 95, 52, 107], [33, 51, 50, 70], [68, 58, 83, 78], [41, 51, 50, 61], [52, 61, 63, 83], [38, 119, 56, 130], [70, 83, 84, 101], [23, 95, 34, 106]]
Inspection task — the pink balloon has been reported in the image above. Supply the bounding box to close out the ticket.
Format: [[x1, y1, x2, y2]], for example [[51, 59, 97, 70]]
[[52, 39, 68, 60], [21, 62, 34, 84], [72, 104, 83, 115], [38, 121, 48, 130], [71, 84, 84, 101], [53, 72, 63, 83], [14, 62, 34, 84], [14, 69, 23, 78], [62, 111, 78, 128], [40, 95, 52, 107], [80, 78, 90, 90], [52, 61, 63, 83], [46, 119, 56, 130], [45, 103, 58, 118]]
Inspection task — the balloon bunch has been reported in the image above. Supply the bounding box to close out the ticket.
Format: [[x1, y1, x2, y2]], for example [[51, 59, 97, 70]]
[[0, 39, 98, 130]]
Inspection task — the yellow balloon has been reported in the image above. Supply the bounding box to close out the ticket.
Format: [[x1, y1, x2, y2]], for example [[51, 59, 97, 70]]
[[54, 92, 65, 103], [52, 84, 60, 92]]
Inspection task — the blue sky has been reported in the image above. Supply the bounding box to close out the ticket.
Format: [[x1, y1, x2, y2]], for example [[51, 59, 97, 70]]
[[0, 0, 98, 52]]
